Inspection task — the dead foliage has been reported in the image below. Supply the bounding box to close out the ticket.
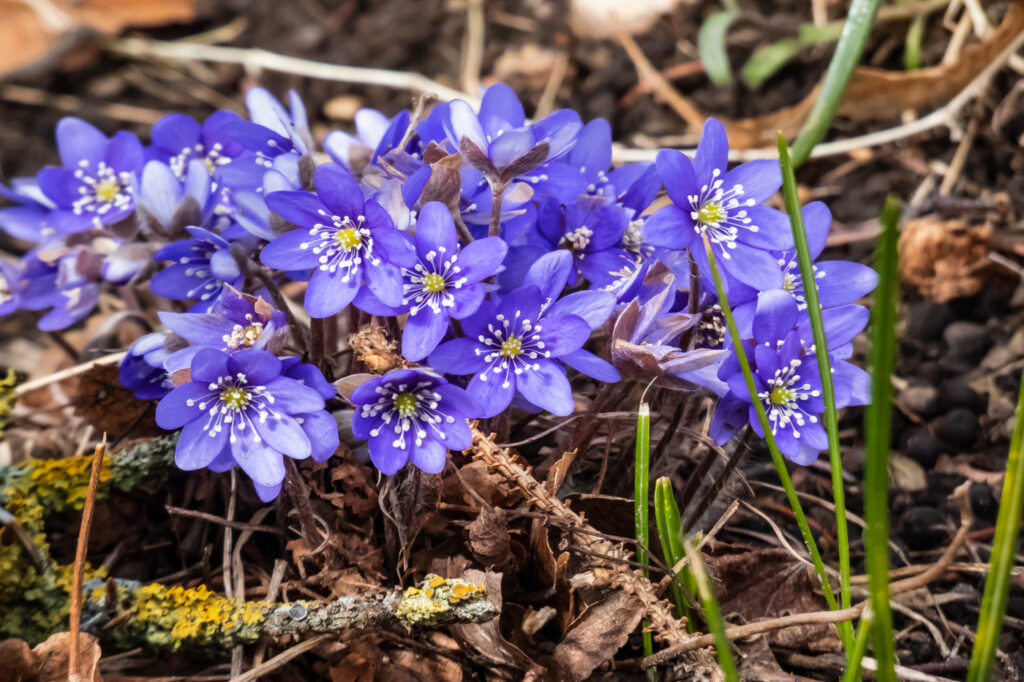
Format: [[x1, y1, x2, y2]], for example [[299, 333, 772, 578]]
[[899, 215, 993, 302]]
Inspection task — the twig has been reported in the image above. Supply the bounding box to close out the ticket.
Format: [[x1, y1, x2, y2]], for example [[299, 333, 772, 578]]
[[535, 49, 570, 119], [460, 0, 486, 95], [109, 39, 476, 106], [0, 84, 165, 125], [69, 435, 107, 682], [231, 634, 333, 682], [15, 351, 127, 395], [611, 23, 1024, 165], [615, 32, 704, 132], [165, 506, 286, 536]]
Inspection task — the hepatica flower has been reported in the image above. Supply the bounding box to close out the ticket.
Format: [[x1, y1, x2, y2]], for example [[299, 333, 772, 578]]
[[643, 119, 791, 289], [36, 118, 143, 235], [360, 201, 507, 360], [429, 274, 598, 417], [150, 111, 244, 180], [260, 163, 414, 317], [351, 368, 478, 475], [151, 226, 245, 312], [119, 332, 172, 400], [156, 349, 332, 500]]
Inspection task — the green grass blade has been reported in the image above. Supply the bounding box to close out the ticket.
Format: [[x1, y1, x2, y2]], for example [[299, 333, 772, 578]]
[[684, 539, 740, 682], [778, 135, 854, 651], [790, 0, 883, 165], [841, 609, 873, 682], [903, 14, 924, 71], [698, 9, 740, 86], [635, 402, 654, 678], [655, 477, 699, 630], [968, 370, 1024, 679], [863, 195, 901, 681], [702, 236, 851, 653]]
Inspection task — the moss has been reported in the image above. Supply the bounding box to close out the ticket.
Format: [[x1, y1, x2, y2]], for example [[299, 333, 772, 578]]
[[111, 584, 273, 649], [0, 488, 105, 645], [0, 368, 22, 441], [394, 574, 488, 626]]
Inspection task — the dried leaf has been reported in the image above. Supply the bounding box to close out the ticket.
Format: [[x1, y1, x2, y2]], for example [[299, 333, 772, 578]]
[[0, 0, 197, 78], [0, 638, 37, 682], [899, 216, 992, 302], [451, 570, 542, 674], [550, 590, 645, 681], [31, 632, 103, 682], [72, 364, 162, 440], [467, 507, 514, 570]]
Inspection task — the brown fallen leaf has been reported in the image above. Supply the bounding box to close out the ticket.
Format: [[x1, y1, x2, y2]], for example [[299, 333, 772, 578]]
[[709, 548, 841, 653], [550, 589, 645, 681], [0, 638, 37, 682], [0, 0, 197, 79], [899, 216, 993, 302], [31, 632, 103, 682], [466, 506, 515, 571], [72, 363, 162, 441]]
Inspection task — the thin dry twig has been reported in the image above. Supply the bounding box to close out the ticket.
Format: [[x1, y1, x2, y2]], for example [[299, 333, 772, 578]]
[[165, 506, 286, 536], [69, 435, 107, 682], [460, 0, 485, 95], [231, 634, 333, 682], [15, 351, 127, 395], [614, 32, 704, 132]]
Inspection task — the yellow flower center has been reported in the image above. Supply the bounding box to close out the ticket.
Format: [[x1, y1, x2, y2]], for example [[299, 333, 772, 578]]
[[334, 228, 362, 250], [499, 337, 523, 357], [769, 386, 794, 405], [225, 322, 265, 349], [697, 202, 726, 225], [394, 392, 419, 416], [221, 387, 250, 410], [95, 179, 121, 203], [422, 273, 446, 293]]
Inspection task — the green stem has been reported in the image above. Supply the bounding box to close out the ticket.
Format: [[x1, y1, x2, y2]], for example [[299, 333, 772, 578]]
[[654, 477, 699, 631], [684, 540, 740, 682], [863, 195, 902, 681], [702, 236, 851, 653], [790, 0, 884, 165], [635, 402, 654, 679], [778, 135, 854, 651], [968, 371, 1024, 681], [841, 609, 873, 682]]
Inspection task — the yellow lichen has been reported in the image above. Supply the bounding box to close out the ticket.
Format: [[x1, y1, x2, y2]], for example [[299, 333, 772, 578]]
[[0, 368, 21, 440], [394, 574, 488, 626], [125, 584, 272, 649]]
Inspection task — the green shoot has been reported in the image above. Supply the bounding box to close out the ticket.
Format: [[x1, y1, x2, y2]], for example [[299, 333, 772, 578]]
[[684, 539, 740, 682], [635, 401, 654, 679]]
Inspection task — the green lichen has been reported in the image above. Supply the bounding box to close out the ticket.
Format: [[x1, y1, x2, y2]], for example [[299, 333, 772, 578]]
[[394, 574, 488, 626], [0, 368, 22, 441], [108, 584, 273, 650], [0, 434, 177, 644]]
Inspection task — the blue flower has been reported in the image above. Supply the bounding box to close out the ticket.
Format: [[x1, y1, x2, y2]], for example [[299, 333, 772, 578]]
[[16, 247, 100, 331], [259, 162, 415, 317], [119, 332, 172, 400], [155, 348, 333, 500], [150, 111, 244, 180], [324, 108, 411, 175], [359, 201, 507, 360], [532, 193, 629, 288], [429, 251, 617, 417], [440, 83, 582, 184], [710, 290, 870, 464], [160, 287, 289, 372], [35, 118, 144, 235], [643, 118, 792, 290], [0, 179, 58, 242], [0, 258, 22, 316], [151, 226, 246, 312], [350, 368, 479, 475]]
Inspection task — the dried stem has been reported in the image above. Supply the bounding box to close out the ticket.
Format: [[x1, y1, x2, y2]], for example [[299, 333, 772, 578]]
[[69, 436, 107, 682]]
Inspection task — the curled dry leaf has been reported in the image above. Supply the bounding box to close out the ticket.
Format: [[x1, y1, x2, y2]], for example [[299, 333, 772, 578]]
[[569, 0, 682, 39], [0, 0, 197, 78], [899, 216, 992, 303], [31, 632, 103, 682], [73, 364, 162, 440], [466, 506, 515, 571], [451, 569, 542, 675], [550, 589, 645, 681], [0, 638, 36, 682]]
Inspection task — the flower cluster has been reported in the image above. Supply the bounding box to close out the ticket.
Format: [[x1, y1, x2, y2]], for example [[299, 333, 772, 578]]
[[0, 83, 878, 496]]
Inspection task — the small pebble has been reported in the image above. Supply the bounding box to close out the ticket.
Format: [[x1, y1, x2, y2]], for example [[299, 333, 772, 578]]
[[898, 507, 949, 550], [942, 321, 992, 361], [904, 431, 942, 469], [931, 408, 979, 449], [905, 302, 954, 343], [901, 384, 939, 418], [969, 482, 997, 523], [939, 376, 984, 413]]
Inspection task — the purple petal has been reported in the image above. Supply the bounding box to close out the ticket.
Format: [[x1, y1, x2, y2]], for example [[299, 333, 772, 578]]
[[315, 163, 364, 218], [537, 314, 589, 356], [710, 395, 747, 445], [402, 309, 449, 361], [522, 250, 572, 303], [264, 377, 326, 413], [55, 118, 106, 166], [301, 410, 341, 462], [814, 261, 878, 307], [801, 202, 831, 259], [753, 289, 799, 343], [515, 359, 573, 416], [722, 160, 781, 205], [467, 368, 515, 418], [655, 148, 698, 209], [428, 338, 488, 375], [254, 413, 312, 459], [233, 434, 287, 487], [435, 383, 481, 418], [456, 237, 507, 283], [175, 419, 226, 470], [105, 131, 145, 173], [260, 228, 321, 270], [694, 118, 729, 189], [305, 268, 358, 317], [364, 260, 404, 307], [152, 113, 201, 153], [718, 245, 784, 290], [446, 100, 487, 150], [369, 432, 410, 475], [266, 190, 328, 228], [414, 202, 458, 260], [735, 206, 794, 251], [480, 83, 525, 128], [191, 348, 230, 383], [642, 204, 695, 250], [155, 382, 209, 429], [560, 348, 620, 382], [228, 350, 282, 385], [449, 283, 485, 320], [409, 438, 447, 474]]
